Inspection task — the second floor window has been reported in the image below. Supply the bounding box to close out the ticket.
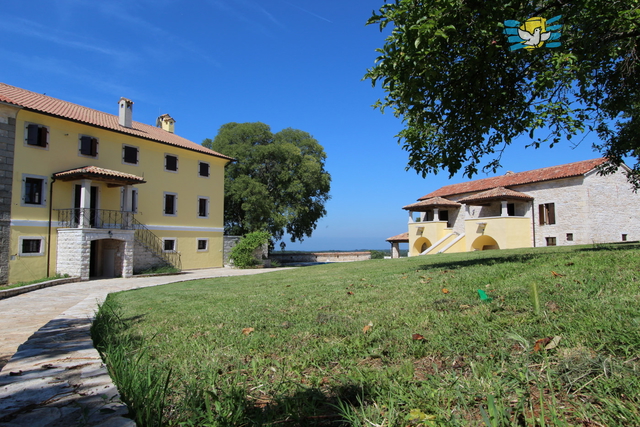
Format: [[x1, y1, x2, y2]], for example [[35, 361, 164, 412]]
[[25, 123, 48, 148], [198, 197, 209, 218], [123, 145, 139, 165], [79, 135, 98, 157], [199, 161, 210, 177], [165, 154, 178, 172]]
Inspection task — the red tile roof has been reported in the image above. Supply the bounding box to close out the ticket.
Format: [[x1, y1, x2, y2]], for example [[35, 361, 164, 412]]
[[53, 166, 146, 185], [386, 232, 409, 242], [456, 187, 533, 204], [403, 196, 461, 211], [419, 158, 607, 200], [0, 83, 234, 161]]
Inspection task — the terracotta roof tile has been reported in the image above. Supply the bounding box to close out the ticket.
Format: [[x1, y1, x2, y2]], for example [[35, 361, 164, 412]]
[[0, 83, 234, 161], [419, 158, 607, 200], [386, 232, 409, 242], [403, 196, 461, 211], [457, 187, 533, 204], [53, 166, 146, 185]]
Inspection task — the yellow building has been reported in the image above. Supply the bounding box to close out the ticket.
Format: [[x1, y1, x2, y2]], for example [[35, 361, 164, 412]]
[[0, 83, 233, 284], [388, 158, 640, 257]]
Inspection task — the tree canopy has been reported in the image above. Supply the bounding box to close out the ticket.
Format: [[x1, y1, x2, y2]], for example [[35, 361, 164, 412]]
[[203, 122, 331, 244], [365, 0, 640, 186]]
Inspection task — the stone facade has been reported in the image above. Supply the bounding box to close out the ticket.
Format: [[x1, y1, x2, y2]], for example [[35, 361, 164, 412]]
[[0, 104, 18, 285], [133, 240, 170, 273], [56, 229, 134, 280]]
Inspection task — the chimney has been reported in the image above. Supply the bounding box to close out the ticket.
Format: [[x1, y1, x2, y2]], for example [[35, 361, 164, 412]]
[[118, 97, 133, 128], [156, 114, 175, 133]]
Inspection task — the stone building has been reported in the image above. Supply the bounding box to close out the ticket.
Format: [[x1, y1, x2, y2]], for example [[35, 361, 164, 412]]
[[0, 83, 233, 284], [388, 158, 640, 257]]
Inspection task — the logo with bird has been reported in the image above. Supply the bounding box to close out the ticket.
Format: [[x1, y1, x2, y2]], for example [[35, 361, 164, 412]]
[[504, 15, 562, 51]]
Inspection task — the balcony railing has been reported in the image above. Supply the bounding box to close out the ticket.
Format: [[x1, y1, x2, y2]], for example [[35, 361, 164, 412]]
[[56, 208, 134, 230], [55, 208, 181, 270]]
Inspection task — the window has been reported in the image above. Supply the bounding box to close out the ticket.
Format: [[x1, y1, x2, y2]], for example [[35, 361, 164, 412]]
[[507, 203, 515, 216], [123, 145, 139, 165], [165, 154, 178, 172], [199, 161, 210, 177], [25, 123, 48, 148], [546, 237, 557, 246], [198, 197, 209, 218], [566, 233, 573, 241], [622, 234, 628, 242], [79, 135, 98, 157], [539, 203, 556, 225], [197, 238, 209, 251], [121, 187, 138, 213], [164, 192, 177, 216], [162, 238, 177, 252], [22, 174, 46, 206], [19, 237, 44, 256]]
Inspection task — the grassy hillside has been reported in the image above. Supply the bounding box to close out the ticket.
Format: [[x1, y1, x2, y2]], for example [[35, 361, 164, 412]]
[[93, 243, 640, 426]]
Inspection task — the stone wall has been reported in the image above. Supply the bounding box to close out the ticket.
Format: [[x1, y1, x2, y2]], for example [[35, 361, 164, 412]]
[[269, 251, 371, 264], [133, 240, 169, 273], [223, 235, 241, 266], [57, 229, 134, 280], [0, 104, 18, 285]]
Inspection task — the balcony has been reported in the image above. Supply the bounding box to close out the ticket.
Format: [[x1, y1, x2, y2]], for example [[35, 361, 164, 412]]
[[55, 208, 134, 230]]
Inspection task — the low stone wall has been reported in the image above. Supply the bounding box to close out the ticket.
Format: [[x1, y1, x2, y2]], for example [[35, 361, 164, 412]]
[[223, 236, 241, 266], [269, 251, 371, 264]]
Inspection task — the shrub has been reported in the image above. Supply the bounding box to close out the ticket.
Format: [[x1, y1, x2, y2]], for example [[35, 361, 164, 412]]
[[370, 250, 385, 259], [229, 231, 271, 268]]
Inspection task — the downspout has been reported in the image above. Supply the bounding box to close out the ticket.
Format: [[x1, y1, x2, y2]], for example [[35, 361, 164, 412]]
[[531, 199, 536, 248], [47, 177, 56, 277]]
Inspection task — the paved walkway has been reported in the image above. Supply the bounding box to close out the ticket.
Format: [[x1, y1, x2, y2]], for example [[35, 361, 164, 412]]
[[0, 267, 290, 426]]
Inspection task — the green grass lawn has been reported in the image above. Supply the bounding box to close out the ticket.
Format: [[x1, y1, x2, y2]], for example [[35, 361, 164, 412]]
[[92, 244, 640, 426]]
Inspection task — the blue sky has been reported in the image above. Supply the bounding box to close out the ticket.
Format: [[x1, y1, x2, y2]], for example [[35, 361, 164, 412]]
[[2, 0, 601, 251]]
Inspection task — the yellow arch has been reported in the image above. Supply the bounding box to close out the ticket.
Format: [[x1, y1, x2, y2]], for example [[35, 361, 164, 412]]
[[413, 237, 432, 255], [472, 235, 500, 251]]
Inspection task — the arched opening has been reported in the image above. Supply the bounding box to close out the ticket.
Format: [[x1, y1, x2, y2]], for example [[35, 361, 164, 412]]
[[471, 235, 500, 251], [413, 237, 432, 255]]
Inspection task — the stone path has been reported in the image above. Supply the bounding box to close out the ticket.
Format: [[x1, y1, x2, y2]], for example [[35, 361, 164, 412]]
[[0, 267, 291, 426]]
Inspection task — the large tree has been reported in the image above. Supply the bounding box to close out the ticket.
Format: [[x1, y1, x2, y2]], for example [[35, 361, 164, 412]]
[[203, 122, 331, 244], [365, 0, 640, 186]]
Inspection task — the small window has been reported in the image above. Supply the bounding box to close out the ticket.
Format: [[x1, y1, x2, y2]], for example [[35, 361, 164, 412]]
[[198, 197, 209, 218], [197, 238, 208, 251], [507, 203, 515, 216], [539, 203, 556, 225], [22, 175, 46, 206], [165, 154, 178, 172], [546, 237, 556, 246], [199, 161, 210, 177], [566, 233, 573, 241], [19, 237, 44, 256], [622, 234, 628, 242], [123, 145, 139, 165], [164, 193, 177, 216], [25, 123, 48, 148], [79, 135, 98, 157], [163, 238, 176, 252]]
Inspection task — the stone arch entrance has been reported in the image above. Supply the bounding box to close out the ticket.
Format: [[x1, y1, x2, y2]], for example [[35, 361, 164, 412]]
[[471, 235, 500, 251]]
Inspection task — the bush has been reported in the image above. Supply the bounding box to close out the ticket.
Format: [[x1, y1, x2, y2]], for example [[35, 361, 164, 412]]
[[229, 231, 271, 268], [370, 250, 385, 259]]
